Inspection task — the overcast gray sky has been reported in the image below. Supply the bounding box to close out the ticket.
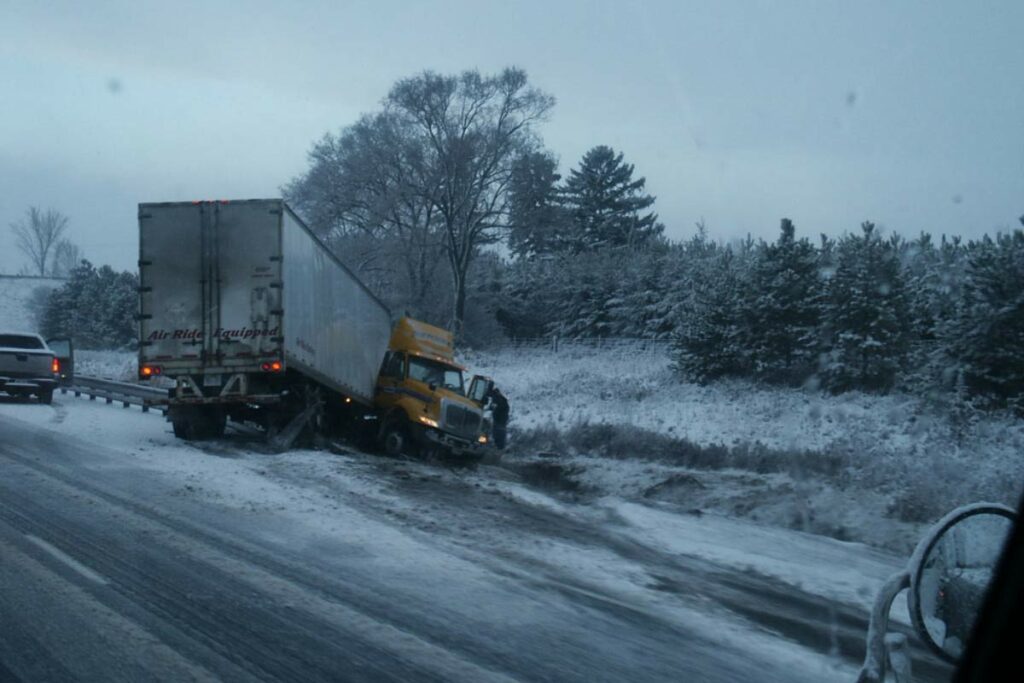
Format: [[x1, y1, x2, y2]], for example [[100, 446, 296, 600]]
[[2, 0, 1022, 273]]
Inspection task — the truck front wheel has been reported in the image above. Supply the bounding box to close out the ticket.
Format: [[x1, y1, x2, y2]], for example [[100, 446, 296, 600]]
[[380, 418, 408, 457]]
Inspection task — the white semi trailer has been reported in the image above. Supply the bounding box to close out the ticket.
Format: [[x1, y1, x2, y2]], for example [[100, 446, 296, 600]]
[[138, 199, 392, 439]]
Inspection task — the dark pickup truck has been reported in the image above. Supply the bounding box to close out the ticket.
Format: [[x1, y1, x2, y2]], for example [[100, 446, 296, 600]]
[[0, 333, 60, 404]]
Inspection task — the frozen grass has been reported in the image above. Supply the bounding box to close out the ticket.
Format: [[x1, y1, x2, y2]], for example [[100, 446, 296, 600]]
[[464, 343, 1024, 551]]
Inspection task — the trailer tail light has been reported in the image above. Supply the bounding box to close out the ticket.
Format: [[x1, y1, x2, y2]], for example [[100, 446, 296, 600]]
[[51, 357, 60, 374], [140, 365, 162, 378], [260, 361, 283, 373]]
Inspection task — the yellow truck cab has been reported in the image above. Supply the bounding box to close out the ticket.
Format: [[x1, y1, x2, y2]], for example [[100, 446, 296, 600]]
[[374, 317, 492, 458]]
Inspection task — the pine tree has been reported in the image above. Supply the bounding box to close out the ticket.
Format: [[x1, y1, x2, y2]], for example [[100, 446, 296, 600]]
[[559, 146, 663, 252], [606, 246, 674, 338], [508, 151, 565, 259], [953, 228, 1024, 412], [899, 232, 966, 392], [545, 251, 619, 338], [40, 261, 138, 349], [674, 245, 751, 382], [745, 219, 822, 384], [820, 223, 910, 392]]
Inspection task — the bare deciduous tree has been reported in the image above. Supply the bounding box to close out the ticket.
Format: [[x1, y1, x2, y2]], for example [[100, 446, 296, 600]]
[[386, 68, 554, 338], [10, 207, 69, 276], [51, 239, 85, 278], [286, 112, 448, 319]]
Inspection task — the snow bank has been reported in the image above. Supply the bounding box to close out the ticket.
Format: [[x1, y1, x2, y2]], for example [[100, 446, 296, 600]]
[[74, 350, 137, 380]]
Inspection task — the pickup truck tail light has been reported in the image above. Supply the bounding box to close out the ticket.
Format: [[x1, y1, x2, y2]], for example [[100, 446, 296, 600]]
[[51, 357, 60, 374]]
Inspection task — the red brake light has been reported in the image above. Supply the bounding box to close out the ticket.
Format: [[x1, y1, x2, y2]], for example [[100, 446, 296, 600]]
[[51, 357, 60, 373]]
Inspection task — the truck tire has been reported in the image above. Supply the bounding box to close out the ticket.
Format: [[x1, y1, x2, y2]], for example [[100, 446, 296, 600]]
[[381, 421, 408, 457], [171, 408, 225, 440], [172, 418, 195, 440]]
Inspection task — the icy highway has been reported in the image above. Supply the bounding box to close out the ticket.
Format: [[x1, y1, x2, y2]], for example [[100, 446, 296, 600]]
[[0, 401, 951, 682]]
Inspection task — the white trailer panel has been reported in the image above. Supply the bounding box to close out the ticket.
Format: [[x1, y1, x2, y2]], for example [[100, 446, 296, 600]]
[[280, 208, 392, 404]]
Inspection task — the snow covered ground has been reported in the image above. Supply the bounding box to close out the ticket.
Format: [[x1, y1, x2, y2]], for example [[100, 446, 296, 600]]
[[465, 343, 1024, 552]]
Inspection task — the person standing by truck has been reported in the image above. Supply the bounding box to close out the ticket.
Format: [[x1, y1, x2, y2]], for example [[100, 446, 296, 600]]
[[487, 386, 510, 450]]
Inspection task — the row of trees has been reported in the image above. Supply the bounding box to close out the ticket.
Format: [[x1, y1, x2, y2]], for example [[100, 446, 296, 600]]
[[285, 67, 667, 338], [285, 65, 1022, 411], [500, 218, 1024, 410]]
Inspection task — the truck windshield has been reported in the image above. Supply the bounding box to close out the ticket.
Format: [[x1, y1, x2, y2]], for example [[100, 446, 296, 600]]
[[408, 356, 464, 393], [0, 335, 44, 350]]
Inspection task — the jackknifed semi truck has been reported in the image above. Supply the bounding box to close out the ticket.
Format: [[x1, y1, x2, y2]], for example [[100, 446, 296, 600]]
[[138, 199, 492, 457]]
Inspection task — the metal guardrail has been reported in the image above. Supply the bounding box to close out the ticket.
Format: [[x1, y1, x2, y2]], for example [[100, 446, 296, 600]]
[[62, 376, 168, 413]]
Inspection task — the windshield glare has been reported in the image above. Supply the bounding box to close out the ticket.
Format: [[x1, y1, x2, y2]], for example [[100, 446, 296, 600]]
[[408, 356, 463, 393]]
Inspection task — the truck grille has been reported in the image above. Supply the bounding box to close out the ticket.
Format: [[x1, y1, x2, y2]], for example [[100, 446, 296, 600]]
[[442, 401, 482, 440]]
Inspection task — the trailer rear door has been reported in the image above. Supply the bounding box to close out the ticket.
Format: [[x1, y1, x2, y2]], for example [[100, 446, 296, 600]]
[[139, 201, 283, 375]]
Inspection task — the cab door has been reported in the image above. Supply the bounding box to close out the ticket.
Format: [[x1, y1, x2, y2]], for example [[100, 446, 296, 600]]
[[46, 337, 74, 384], [375, 351, 407, 410]]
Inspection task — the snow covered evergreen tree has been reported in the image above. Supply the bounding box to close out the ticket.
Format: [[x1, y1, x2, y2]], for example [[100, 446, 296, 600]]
[[605, 246, 675, 338], [953, 228, 1024, 412], [745, 219, 822, 384], [559, 146, 663, 252], [544, 250, 620, 338], [40, 261, 138, 349], [674, 244, 752, 382], [508, 151, 566, 259], [899, 232, 966, 392], [820, 223, 910, 393]]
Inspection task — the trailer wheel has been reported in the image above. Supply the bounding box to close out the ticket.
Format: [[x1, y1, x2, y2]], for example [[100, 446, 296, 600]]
[[171, 408, 225, 440], [172, 418, 195, 440]]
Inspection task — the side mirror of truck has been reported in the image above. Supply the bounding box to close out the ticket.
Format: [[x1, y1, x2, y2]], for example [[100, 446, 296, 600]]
[[907, 504, 1015, 662], [857, 503, 1016, 682]]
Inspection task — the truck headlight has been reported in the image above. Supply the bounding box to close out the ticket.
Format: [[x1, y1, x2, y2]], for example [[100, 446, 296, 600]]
[[477, 434, 488, 444], [419, 415, 439, 428]]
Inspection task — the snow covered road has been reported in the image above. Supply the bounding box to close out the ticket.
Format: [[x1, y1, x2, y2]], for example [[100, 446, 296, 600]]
[[0, 396, 952, 681]]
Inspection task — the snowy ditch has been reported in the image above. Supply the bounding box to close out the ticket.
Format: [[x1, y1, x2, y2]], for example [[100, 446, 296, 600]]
[[465, 343, 1024, 554]]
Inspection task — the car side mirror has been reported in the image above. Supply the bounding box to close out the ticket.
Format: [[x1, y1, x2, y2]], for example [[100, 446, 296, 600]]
[[428, 382, 437, 392], [858, 502, 1015, 683], [907, 504, 1015, 662]]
